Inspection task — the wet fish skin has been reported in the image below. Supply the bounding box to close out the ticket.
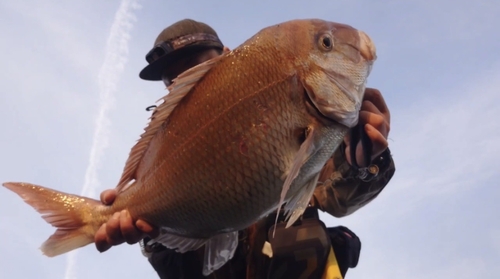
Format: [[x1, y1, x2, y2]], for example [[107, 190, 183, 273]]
[[2, 18, 376, 268], [119, 19, 374, 236]]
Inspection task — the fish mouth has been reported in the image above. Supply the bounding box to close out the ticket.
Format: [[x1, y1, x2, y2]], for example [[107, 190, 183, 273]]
[[357, 30, 377, 62]]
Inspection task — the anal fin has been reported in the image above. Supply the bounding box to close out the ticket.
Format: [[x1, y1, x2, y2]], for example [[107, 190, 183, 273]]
[[152, 229, 207, 253], [150, 230, 239, 276], [203, 231, 239, 276]]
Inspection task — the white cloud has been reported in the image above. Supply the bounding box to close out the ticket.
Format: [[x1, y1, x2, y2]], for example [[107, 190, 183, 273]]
[[64, 1, 141, 279], [0, 1, 105, 78], [369, 64, 500, 207], [425, 258, 487, 279]]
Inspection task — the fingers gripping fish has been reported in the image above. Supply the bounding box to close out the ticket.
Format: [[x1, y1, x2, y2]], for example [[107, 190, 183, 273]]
[[3, 19, 376, 275]]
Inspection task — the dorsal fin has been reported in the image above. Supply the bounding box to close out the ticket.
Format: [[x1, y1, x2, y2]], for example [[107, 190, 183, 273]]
[[115, 54, 224, 192]]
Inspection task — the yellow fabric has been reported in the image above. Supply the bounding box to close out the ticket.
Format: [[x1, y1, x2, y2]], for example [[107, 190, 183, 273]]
[[321, 247, 343, 279]]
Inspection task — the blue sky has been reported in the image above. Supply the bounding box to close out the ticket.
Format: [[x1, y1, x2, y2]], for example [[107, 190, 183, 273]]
[[1, 0, 499, 278]]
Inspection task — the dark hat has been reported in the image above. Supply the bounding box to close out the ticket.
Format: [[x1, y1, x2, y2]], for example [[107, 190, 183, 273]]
[[139, 19, 224, 81]]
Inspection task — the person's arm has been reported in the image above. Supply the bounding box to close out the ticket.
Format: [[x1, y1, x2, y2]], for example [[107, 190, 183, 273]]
[[311, 145, 395, 217], [311, 88, 395, 217]]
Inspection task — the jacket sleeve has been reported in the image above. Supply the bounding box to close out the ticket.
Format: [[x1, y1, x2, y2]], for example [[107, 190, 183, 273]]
[[310, 145, 395, 217]]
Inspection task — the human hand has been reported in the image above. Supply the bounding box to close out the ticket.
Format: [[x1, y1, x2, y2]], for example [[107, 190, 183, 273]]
[[94, 189, 159, 252], [344, 88, 391, 167]]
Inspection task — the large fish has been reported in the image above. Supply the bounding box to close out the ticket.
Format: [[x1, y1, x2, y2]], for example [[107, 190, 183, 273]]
[[3, 19, 376, 274]]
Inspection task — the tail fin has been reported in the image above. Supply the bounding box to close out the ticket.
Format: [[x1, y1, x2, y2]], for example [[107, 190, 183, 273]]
[[3, 182, 102, 257]]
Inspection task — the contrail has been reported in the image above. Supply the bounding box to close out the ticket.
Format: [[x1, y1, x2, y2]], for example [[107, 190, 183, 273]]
[[64, 0, 141, 278]]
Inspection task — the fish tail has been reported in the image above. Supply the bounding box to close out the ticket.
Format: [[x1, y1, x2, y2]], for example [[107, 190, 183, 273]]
[[3, 182, 103, 257]]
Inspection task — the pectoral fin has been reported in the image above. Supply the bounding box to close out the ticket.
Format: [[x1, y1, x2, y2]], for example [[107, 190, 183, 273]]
[[283, 172, 321, 228], [275, 126, 316, 231]]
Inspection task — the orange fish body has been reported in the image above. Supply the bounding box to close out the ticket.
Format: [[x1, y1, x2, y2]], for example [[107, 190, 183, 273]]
[[3, 19, 376, 274]]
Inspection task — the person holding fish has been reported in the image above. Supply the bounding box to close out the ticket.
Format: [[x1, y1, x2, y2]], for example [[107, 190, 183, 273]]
[[94, 19, 395, 279], [3, 18, 394, 279]]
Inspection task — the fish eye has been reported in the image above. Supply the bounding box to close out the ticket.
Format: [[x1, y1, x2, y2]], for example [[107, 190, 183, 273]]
[[319, 34, 333, 50]]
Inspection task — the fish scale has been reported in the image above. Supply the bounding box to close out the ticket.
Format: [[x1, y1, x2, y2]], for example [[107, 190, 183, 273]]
[[2, 19, 376, 275], [129, 78, 311, 236]]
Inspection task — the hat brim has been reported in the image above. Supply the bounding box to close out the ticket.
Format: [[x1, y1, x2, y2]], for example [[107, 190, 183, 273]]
[[139, 55, 173, 81], [139, 44, 222, 81]]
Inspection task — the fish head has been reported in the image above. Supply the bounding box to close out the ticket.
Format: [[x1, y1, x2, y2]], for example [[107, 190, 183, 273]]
[[296, 20, 377, 128]]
